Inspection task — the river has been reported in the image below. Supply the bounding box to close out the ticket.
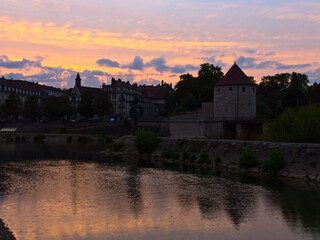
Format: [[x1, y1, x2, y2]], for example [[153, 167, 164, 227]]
[[0, 143, 319, 240]]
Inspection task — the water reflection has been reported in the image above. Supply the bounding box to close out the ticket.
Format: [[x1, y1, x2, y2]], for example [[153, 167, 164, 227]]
[[0, 144, 318, 240]]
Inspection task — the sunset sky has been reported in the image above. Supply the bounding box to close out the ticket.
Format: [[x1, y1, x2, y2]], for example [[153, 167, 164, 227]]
[[1, 0, 320, 88]]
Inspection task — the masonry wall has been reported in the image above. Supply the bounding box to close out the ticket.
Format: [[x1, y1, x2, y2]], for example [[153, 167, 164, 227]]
[[214, 85, 256, 120], [169, 121, 204, 138]]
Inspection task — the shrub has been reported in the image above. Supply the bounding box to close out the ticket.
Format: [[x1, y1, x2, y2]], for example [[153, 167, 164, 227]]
[[59, 126, 66, 133], [182, 152, 189, 161], [6, 135, 13, 143], [200, 152, 210, 163], [238, 147, 259, 169], [134, 129, 159, 154], [78, 136, 93, 143], [161, 150, 180, 160], [105, 137, 114, 144], [33, 133, 46, 143], [67, 136, 73, 143], [215, 155, 222, 166], [263, 150, 286, 173], [123, 117, 130, 126], [15, 136, 21, 143], [266, 104, 320, 143], [109, 142, 125, 152], [191, 154, 197, 162]]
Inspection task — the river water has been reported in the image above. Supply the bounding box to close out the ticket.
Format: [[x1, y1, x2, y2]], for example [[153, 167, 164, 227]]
[[0, 144, 319, 240]]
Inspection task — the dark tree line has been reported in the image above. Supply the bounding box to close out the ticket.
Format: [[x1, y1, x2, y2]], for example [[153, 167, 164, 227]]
[[256, 72, 319, 120], [0, 90, 112, 121], [169, 63, 224, 112], [170, 63, 320, 120]]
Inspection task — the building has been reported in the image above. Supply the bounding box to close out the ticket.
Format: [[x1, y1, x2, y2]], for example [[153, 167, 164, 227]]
[[102, 78, 141, 118], [213, 63, 257, 120], [168, 63, 262, 139], [103, 78, 173, 120], [69, 73, 102, 108], [139, 81, 174, 115], [0, 76, 63, 104]]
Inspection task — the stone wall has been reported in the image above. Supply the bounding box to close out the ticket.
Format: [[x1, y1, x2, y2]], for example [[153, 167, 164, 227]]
[[214, 85, 256, 120], [157, 138, 320, 182]]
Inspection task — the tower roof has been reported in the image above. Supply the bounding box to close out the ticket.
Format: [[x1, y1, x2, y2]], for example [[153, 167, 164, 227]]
[[215, 63, 255, 87], [75, 72, 81, 81]]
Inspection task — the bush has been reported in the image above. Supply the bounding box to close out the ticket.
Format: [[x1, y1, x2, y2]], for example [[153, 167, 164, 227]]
[[109, 142, 125, 152], [263, 150, 286, 173], [161, 150, 179, 160], [33, 133, 46, 143], [238, 147, 259, 169], [67, 136, 73, 143], [200, 152, 210, 163], [105, 137, 113, 144], [134, 129, 159, 154], [266, 104, 320, 143], [78, 136, 93, 143], [191, 154, 197, 162], [59, 126, 66, 133], [123, 117, 130, 126], [182, 152, 189, 161], [215, 155, 222, 166]]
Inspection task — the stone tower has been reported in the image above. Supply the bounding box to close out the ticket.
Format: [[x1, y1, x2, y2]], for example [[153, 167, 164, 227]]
[[213, 63, 256, 120], [75, 72, 81, 87]]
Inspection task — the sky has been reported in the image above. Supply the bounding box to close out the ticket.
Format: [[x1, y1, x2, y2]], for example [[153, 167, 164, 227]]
[[0, 0, 320, 88]]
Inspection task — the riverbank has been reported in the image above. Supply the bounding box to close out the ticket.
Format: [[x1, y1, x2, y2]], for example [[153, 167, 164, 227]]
[[103, 136, 320, 183]]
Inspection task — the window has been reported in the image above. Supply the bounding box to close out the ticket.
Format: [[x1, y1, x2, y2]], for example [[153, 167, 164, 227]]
[[253, 88, 255, 92], [242, 87, 245, 92], [217, 88, 220, 92], [229, 87, 232, 91]]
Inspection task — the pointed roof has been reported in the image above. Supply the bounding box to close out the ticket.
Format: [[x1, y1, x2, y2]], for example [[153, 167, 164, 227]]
[[75, 72, 81, 81], [215, 63, 255, 87]]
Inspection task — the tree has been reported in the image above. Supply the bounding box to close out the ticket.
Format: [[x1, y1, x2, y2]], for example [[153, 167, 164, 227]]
[[77, 90, 95, 119], [2, 92, 22, 119], [58, 96, 74, 119], [197, 63, 224, 102], [94, 91, 112, 117], [42, 96, 60, 120], [23, 95, 41, 119], [172, 63, 224, 112], [282, 72, 309, 108]]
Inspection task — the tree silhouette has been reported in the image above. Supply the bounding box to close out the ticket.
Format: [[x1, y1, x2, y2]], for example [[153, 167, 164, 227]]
[[2, 92, 22, 119]]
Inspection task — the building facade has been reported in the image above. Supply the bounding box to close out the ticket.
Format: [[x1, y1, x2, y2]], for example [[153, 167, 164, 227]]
[[0, 76, 63, 104], [213, 63, 257, 120]]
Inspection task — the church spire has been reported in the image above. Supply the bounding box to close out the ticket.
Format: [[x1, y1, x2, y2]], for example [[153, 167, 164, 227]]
[[75, 72, 81, 87]]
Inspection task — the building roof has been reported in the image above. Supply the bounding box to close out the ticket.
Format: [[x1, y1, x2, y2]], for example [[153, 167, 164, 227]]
[[0, 77, 63, 94], [215, 63, 256, 87], [140, 84, 173, 100]]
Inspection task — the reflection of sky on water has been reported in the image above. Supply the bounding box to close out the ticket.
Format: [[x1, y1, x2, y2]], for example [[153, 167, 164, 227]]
[[0, 146, 319, 240]]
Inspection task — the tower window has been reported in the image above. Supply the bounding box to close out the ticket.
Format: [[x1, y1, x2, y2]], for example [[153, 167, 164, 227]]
[[229, 87, 232, 91], [242, 87, 245, 92]]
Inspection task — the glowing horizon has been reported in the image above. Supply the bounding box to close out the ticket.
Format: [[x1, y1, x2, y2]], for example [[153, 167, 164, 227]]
[[1, 0, 320, 88]]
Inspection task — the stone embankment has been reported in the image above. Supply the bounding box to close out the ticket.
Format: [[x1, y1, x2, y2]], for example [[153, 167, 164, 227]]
[[103, 136, 320, 183]]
